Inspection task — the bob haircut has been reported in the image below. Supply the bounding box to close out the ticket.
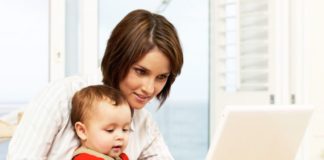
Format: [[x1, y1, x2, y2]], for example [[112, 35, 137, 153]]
[[101, 9, 183, 106]]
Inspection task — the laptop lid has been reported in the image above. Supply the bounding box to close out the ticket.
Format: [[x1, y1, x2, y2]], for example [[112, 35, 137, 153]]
[[206, 105, 313, 160]]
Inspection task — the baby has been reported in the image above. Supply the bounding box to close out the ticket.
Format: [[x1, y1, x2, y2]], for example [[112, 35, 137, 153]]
[[70, 85, 132, 160]]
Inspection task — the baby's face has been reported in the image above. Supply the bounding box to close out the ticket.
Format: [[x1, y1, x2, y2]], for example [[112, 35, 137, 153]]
[[83, 101, 132, 158]]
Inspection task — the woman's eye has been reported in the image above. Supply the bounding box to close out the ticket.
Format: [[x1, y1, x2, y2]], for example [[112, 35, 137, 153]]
[[157, 75, 168, 81], [134, 68, 145, 75]]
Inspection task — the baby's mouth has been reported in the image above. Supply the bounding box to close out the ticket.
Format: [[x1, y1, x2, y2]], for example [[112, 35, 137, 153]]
[[111, 145, 122, 153]]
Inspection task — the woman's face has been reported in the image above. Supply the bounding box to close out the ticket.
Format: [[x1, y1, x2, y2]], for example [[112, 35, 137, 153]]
[[119, 47, 171, 109]]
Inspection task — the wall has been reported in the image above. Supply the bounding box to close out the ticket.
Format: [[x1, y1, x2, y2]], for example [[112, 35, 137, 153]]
[[304, 0, 324, 159]]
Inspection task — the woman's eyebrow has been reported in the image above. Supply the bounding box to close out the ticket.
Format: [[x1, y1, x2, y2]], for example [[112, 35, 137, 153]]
[[134, 65, 150, 72], [160, 73, 170, 76], [134, 64, 170, 75]]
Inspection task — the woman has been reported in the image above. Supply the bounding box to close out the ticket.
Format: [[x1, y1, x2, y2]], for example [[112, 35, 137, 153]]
[[8, 9, 183, 160]]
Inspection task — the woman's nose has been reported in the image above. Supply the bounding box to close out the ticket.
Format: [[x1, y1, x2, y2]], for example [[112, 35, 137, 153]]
[[141, 78, 154, 95]]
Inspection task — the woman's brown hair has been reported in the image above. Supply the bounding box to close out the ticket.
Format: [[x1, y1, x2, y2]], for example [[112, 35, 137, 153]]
[[101, 9, 183, 106]]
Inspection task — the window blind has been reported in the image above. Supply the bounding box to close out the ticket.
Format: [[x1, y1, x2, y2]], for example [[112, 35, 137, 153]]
[[217, 0, 271, 92]]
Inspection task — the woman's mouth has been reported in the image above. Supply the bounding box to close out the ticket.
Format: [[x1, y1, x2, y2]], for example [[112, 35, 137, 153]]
[[134, 93, 150, 103]]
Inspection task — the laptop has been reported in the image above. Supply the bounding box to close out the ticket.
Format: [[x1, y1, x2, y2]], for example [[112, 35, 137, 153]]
[[206, 105, 313, 160]]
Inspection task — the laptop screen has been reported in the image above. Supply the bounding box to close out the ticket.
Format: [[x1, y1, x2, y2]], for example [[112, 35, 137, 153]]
[[206, 105, 313, 160]]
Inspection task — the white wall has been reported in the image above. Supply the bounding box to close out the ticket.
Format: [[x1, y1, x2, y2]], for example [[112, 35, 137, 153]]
[[304, 0, 324, 159]]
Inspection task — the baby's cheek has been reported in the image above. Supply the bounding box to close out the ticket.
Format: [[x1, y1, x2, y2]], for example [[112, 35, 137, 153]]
[[123, 136, 129, 149], [96, 135, 114, 153]]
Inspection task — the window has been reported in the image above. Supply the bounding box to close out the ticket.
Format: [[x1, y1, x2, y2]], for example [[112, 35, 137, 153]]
[[209, 0, 278, 134], [0, 0, 49, 114], [0, 0, 49, 158]]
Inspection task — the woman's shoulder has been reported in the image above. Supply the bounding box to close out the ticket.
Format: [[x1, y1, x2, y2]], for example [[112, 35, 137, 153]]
[[28, 74, 101, 108], [63, 74, 101, 86], [50, 69, 102, 87], [47, 74, 102, 94]]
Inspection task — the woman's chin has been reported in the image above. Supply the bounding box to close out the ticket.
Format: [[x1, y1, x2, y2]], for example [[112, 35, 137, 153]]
[[129, 97, 149, 109], [131, 103, 146, 110]]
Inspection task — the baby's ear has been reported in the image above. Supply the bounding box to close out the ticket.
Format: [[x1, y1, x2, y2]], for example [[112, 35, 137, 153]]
[[75, 122, 87, 141]]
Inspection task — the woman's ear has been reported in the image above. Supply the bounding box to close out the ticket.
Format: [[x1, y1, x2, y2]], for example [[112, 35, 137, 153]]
[[75, 122, 87, 141]]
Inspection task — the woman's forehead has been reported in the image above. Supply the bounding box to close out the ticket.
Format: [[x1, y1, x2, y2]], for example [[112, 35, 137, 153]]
[[135, 48, 171, 73]]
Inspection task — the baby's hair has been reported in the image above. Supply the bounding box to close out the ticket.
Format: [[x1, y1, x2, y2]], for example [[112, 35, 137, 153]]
[[70, 85, 129, 126]]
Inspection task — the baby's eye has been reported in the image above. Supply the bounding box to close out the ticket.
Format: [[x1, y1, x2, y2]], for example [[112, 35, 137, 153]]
[[122, 128, 130, 133], [106, 129, 114, 133]]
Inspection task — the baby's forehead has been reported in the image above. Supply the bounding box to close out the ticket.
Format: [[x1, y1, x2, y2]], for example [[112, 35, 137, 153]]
[[92, 97, 129, 111], [86, 99, 131, 120], [91, 99, 117, 112], [83, 98, 115, 117], [100, 96, 117, 105]]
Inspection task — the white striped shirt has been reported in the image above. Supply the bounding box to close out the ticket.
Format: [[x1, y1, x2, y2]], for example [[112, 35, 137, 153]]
[[7, 74, 174, 160]]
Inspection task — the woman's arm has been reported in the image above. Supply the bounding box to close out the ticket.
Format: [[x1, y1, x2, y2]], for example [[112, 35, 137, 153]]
[[138, 112, 174, 160], [7, 79, 72, 159], [139, 134, 174, 160]]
